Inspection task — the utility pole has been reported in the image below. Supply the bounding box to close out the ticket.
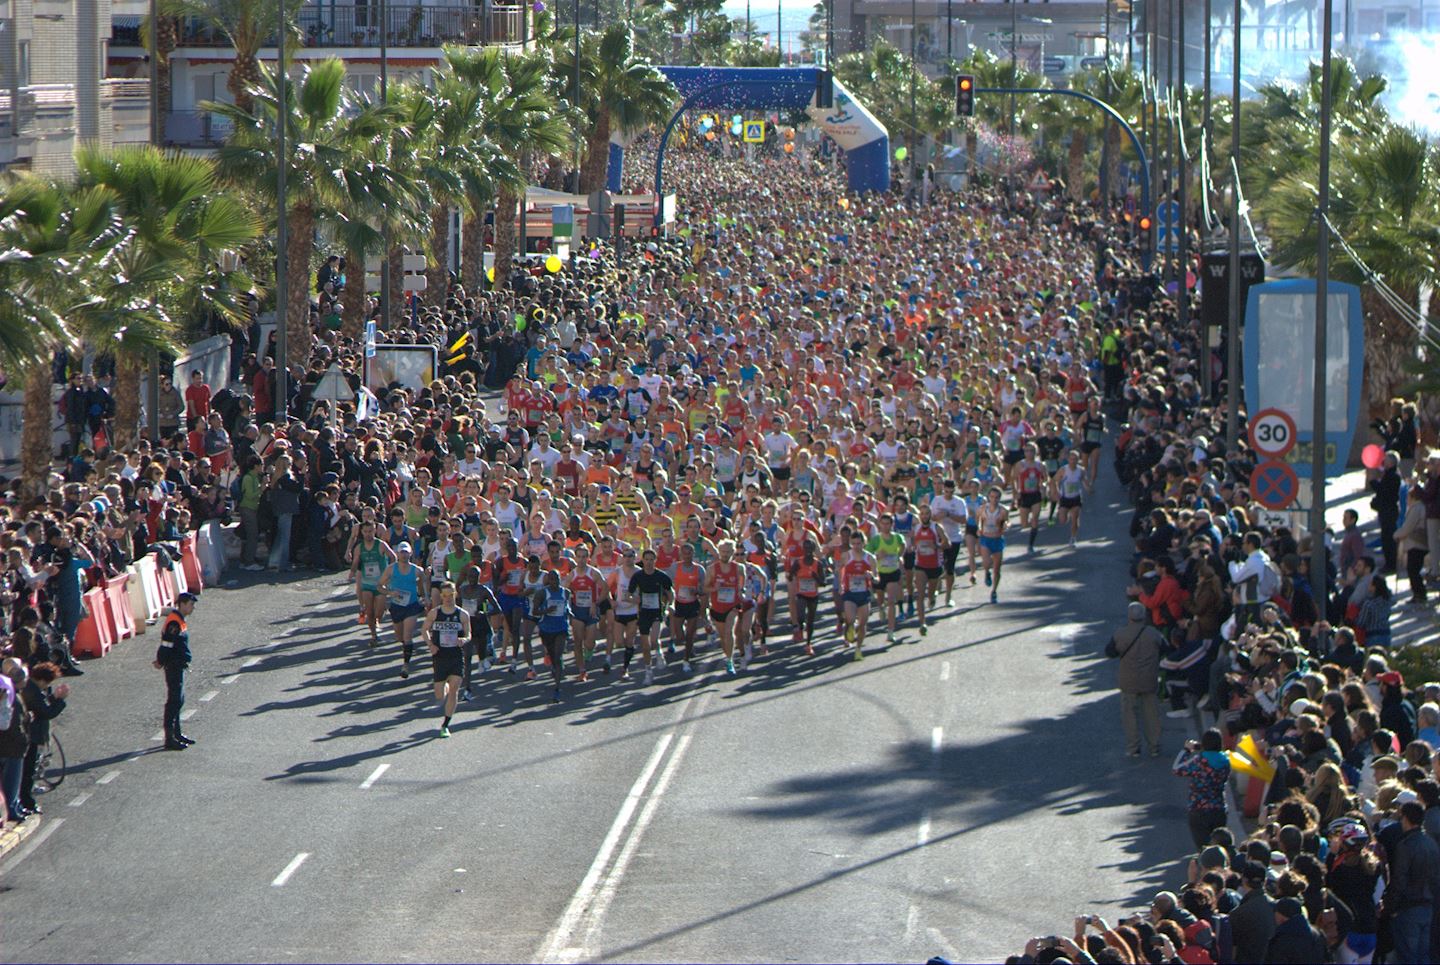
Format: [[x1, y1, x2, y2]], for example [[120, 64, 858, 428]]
[[910, 0, 917, 183], [946, 0, 953, 63], [147, 0, 161, 440], [378, 0, 391, 334], [1009, 0, 1017, 138], [1225, 0, 1240, 450], [1311, 0, 1334, 606], [1203, 0, 1212, 165], [276, 0, 289, 422], [1178, 0, 1188, 330]]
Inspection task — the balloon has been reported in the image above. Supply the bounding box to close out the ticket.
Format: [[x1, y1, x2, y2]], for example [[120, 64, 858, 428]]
[[705, 131, 716, 141], [732, 114, 742, 124], [532, 0, 545, 10], [838, 197, 850, 209], [1362, 444, 1385, 470], [730, 122, 742, 135], [894, 146, 908, 161], [485, 267, 495, 283], [545, 255, 562, 273], [783, 142, 794, 153], [784, 128, 795, 140]]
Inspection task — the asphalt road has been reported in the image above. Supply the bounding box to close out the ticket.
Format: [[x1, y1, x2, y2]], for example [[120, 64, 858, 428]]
[[0, 460, 1199, 963]]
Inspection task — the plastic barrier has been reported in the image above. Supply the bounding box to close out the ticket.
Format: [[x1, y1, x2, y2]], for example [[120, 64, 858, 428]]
[[133, 556, 162, 625], [154, 559, 177, 610], [170, 554, 189, 596], [179, 535, 205, 593], [1242, 773, 1269, 819], [103, 574, 136, 641], [72, 587, 115, 659], [196, 520, 227, 584]]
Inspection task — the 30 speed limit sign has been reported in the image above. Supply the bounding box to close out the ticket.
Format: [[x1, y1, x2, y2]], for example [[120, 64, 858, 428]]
[[1248, 408, 1297, 459]]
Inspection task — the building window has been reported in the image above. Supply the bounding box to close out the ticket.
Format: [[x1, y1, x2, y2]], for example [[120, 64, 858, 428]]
[[17, 40, 30, 86]]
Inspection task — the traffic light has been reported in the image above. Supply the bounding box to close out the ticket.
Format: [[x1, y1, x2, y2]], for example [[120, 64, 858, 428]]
[[1137, 214, 1153, 234], [816, 69, 834, 109], [955, 74, 975, 117]]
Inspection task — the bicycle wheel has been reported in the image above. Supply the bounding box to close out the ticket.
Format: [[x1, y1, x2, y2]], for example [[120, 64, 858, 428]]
[[34, 733, 64, 793]]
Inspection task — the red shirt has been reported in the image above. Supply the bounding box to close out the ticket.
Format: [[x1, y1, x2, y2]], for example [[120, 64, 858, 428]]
[[184, 383, 212, 419]]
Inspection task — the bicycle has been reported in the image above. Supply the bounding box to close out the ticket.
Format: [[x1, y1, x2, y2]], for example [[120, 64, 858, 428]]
[[33, 731, 65, 794]]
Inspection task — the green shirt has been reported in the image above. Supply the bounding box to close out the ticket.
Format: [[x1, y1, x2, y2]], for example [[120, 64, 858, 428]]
[[866, 533, 906, 574], [239, 472, 263, 511]]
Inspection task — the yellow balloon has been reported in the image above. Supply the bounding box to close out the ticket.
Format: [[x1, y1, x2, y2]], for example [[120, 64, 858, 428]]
[[486, 267, 495, 283], [838, 197, 850, 209], [545, 255, 562, 273]]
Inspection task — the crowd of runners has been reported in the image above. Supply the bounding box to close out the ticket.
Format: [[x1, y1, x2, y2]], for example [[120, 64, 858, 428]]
[[292, 144, 1131, 736]]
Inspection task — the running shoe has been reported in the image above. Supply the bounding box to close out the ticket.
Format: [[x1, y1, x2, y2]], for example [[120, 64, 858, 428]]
[[1068, 537, 1077, 548], [460, 688, 472, 702], [481, 657, 493, 672], [682, 660, 692, 674], [854, 647, 864, 662], [725, 658, 736, 675], [655, 649, 667, 669], [739, 653, 750, 672], [508, 662, 517, 675], [804, 644, 814, 656], [439, 725, 451, 738], [401, 662, 410, 679], [551, 687, 561, 704], [525, 668, 537, 681], [603, 656, 613, 674], [920, 623, 928, 637], [989, 590, 998, 603], [969, 574, 977, 586], [984, 571, 992, 587], [644, 666, 654, 685], [578, 671, 590, 683], [887, 631, 896, 643], [620, 669, 631, 681]]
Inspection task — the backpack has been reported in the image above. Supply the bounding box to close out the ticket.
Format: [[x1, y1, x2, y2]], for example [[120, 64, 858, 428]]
[[1256, 558, 1282, 601]]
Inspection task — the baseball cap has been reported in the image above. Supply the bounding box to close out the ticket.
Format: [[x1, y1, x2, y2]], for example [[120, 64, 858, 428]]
[[396, 541, 413, 554]]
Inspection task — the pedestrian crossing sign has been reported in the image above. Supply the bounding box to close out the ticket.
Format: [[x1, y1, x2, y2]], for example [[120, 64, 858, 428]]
[[742, 121, 765, 144]]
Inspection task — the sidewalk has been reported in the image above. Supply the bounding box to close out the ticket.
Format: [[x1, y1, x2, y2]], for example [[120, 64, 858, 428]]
[[0, 814, 41, 863], [1323, 466, 1438, 649]]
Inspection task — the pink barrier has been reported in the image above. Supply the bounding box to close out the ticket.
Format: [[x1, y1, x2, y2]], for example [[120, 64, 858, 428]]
[[73, 587, 115, 659], [156, 565, 177, 610], [180, 535, 204, 593], [103, 574, 136, 641]]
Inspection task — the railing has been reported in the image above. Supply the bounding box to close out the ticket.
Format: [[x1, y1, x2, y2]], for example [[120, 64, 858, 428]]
[[177, 3, 529, 49], [164, 110, 233, 148], [103, 79, 151, 100]]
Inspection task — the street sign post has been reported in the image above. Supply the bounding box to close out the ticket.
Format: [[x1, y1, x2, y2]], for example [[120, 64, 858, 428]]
[[1244, 278, 1364, 478], [1155, 199, 1181, 253], [1247, 407, 1297, 460], [742, 120, 765, 143], [1251, 459, 1300, 510]]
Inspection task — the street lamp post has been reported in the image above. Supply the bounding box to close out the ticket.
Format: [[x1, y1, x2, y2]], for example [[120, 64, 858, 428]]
[[275, 0, 289, 422], [1311, 0, 1334, 606], [379, 0, 391, 334], [1178, 0, 1188, 330], [910, 0, 917, 183], [1225, 0, 1241, 450], [147, 0, 161, 440]]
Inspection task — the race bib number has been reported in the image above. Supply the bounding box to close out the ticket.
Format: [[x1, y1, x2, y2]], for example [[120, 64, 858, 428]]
[[881, 553, 899, 570], [641, 592, 661, 610], [575, 590, 593, 608], [847, 574, 868, 593], [677, 585, 697, 603], [798, 578, 817, 595], [717, 586, 736, 604], [363, 561, 382, 581]]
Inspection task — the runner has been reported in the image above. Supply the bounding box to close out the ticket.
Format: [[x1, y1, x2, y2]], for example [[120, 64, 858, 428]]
[[929, 478, 968, 606], [787, 538, 826, 655], [1012, 443, 1048, 554], [866, 513, 907, 643], [529, 569, 571, 702], [907, 504, 949, 635], [421, 580, 469, 736], [610, 549, 641, 679], [349, 521, 393, 647], [377, 542, 424, 678], [493, 537, 528, 669], [627, 549, 672, 685], [838, 532, 875, 661], [566, 544, 606, 682], [977, 486, 1008, 604], [456, 564, 500, 701], [1077, 397, 1106, 492], [1052, 449, 1087, 548], [669, 541, 705, 673], [705, 540, 743, 675]]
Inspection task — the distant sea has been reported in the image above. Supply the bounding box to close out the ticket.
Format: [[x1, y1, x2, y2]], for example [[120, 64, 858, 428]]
[[720, 0, 816, 49]]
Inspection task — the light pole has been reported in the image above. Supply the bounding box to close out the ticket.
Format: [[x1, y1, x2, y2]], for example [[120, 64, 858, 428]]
[[1009, 0, 1017, 138], [379, 0, 390, 333], [275, 0, 289, 422], [910, 0, 917, 183], [1225, 0, 1240, 450], [1310, 0, 1334, 606], [1203, 0, 1212, 171], [1177, 0, 1188, 330], [147, 0, 161, 440]]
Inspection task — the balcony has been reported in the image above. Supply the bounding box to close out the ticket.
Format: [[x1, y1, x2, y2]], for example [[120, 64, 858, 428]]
[[177, 3, 530, 49], [165, 110, 233, 148], [106, 78, 152, 144]]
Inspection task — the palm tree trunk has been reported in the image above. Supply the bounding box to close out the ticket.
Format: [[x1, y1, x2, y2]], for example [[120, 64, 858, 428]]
[[493, 185, 520, 292], [1361, 287, 1419, 426], [156, 17, 178, 144], [1102, 124, 1120, 202], [286, 201, 316, 367], [341, 244, 367, 337], [461, 200, 485, 292], [1066, 133, 1087, 200], [542, 156, 565, 191], [388, 245, 407, 326], [20, 365, 54, 504], [580, 112, 612, 194], [426, 204, 450, 303], [228, 51, 262, 115], [112, 354, 143, 450]]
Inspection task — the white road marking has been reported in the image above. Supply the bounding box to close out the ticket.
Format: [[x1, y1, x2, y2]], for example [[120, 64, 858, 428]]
[[931, 726, 943, 757], [68, 792, 92, 808], [180, 709, 196, 721], [359, 763, 390, 790], [903, 903, 922, 945], [96, 771, 120, 785], [271, 852, 310, 887], [220, 674, 240, 685], [917, 811, 932, 846], [0, 818, 64, 875], [199, 690, 219, 703], [939, 661, 951, 682], [149, 731, 165, 742], [573, 735, 694, 960], [240, 657, 262, 669], [537, 734, 675, 963]]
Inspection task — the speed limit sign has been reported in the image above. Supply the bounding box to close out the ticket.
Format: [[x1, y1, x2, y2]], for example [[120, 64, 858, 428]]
[[1248, 408, 1297, 458]]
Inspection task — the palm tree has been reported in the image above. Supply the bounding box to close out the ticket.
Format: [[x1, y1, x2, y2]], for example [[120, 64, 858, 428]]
[[72, 146, 260, 448], [555, 25, 676, 194], [207, 57, 412, 365], [444, 46, 570, 291], [0, 177, 145, 498], [835, 39, 957, 164], [160, 0, 306, 113]]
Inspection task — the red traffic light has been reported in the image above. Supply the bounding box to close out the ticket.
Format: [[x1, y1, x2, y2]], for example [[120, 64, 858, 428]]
[[1137, 216, 1153, 231], [959, 77, 972, 92]]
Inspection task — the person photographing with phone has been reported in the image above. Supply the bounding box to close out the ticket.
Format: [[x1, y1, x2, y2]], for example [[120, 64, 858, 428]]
[[1173, 729, 1231, 850]]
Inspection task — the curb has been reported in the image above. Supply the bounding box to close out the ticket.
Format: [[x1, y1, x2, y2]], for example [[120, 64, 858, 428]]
[[0, 815, 40, 863]]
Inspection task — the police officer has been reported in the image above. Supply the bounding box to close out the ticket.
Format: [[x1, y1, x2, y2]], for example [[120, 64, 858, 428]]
[[153, 592, 197, 750]]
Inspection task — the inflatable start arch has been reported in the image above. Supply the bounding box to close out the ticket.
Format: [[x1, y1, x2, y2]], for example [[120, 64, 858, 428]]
[[606, 66, 891, 197]]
